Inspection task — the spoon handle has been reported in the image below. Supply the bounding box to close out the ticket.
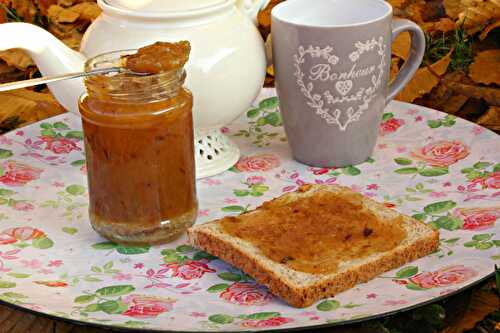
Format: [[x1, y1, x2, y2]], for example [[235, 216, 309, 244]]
[[0, 67, 124, 92]]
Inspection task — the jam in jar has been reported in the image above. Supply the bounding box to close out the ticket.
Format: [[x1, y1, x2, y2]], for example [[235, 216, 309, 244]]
[[79, 42, 197, 245]]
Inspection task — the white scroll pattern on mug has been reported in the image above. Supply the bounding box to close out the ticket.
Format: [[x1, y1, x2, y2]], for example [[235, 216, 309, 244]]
[[293, 36, 386, 131]]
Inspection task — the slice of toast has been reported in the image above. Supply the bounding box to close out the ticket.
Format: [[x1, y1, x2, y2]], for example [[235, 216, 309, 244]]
[[187, 184, 439, 308]]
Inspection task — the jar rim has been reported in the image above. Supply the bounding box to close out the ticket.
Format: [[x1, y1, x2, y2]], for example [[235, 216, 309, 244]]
[[84, 49, 186, 103]]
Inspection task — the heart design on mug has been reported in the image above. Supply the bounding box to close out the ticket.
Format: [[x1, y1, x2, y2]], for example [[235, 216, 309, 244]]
[[335, 80, 353, 96], [293, 37, 386, 131]]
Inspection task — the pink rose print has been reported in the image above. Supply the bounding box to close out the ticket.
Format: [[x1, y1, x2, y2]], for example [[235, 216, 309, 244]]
[[40, 136, 81, 154], [113, 273, 132, 281], [11, 201, 34, 211], [21, 259, 42, 269], [467, 172, 500, 191], [411, 140, 469, 167], [122, 294, 176, 318], [198, 209, 209, 217], [220, 282, 273, 306], [452, 207, 500, 230], [0, 160, 42, 186], [163, 260, 215, 280], [379, 118, 405, 136], [0, 234, 16, 245], [48, 260, 63, 267], [235, 154, 280, 172], [309, 167, 335, 175], [0, 227, 45, 244], [241, 317, 293, 328], [429, 191, 447, 198], [409, 265, 478, 289], [246, 176, 265, 185], [483, 172, 500, 189]]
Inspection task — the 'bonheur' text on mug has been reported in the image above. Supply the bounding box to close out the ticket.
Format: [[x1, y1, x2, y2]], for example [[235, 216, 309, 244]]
[[271, 0, 425, 167]]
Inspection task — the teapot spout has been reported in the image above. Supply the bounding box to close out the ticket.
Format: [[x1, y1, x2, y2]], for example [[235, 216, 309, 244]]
[[0, 23, 87, 113]]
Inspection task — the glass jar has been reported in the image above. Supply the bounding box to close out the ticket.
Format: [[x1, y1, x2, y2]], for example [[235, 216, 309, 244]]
[[79, 50, 198, 245]]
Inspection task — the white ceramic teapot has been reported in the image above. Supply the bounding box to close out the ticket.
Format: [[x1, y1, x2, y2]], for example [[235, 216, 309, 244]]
[[0, 0, 269, 178]]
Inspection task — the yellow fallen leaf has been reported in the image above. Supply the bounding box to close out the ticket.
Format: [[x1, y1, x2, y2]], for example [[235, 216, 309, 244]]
[[69, 2, 101, 21], [390, 57, 400, 82], [48, 4, 80, 23], [477, 106, 500, 132], [445, 0, 500, 33], [442, 94, 469, 114], [422, 18, 457, 33], [441, 288, 500, 332], [468, 49, 500, 85], [0, 89, 66, 131], [0, 5, 6, 23], [479, 19, 500, 39], [406, 1, 427, 24], [58, 0, 76, 6], [0, 62, 24, 84], [396, 51, 452, 103], [391, 31, 410, 60], [443, 0, 462, 19], [0, 49, 33, 70]]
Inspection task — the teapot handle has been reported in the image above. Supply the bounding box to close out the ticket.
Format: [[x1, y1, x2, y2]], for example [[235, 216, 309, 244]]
[[236, 0, 271, 23]]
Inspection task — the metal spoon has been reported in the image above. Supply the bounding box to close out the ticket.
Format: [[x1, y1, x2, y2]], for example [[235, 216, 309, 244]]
[[0, 67, 148, 92]]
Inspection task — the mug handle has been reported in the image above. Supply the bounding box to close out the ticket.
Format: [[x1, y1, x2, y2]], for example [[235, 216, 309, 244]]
[[386, 18, 426, 103]]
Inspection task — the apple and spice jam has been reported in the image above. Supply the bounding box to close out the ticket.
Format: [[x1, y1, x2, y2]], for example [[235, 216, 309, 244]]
[[79, 41, 197, 245], [221, 189, 406, 274]]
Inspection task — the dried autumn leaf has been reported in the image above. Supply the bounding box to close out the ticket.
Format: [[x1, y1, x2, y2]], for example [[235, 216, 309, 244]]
[[396, 50, 452, 103], [257, 0, 284, 37], [48, 4, 79, 23], [477, 106, 500, 132], [422, 18, 457, 33], [0, 5, 6, 23], [69, 2, 100, 21], [443, 94, 469, 114], [479, 19, 500, 39], [447, 289, 500, 331], [446, 81, 500, 106], [0, 49, 33, 70], [0, 62, 24, 84], [392, 31, 410, 60], [0, 89, 66, 131], [3, 0, 38, 22], [390, 57, 400, 82], [58, 0, 77, 7], [458, 0, 500, 31], [35, 0, 58, 16], [469, 49, 500, 85], [386, 0, 407, 9], [445, 0, 500, 33], [443, 0, 462, 19], [405, 1, 426, 24]]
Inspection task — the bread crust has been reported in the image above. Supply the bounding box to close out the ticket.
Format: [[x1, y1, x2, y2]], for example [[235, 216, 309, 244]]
[[187, 185, 439, 308]]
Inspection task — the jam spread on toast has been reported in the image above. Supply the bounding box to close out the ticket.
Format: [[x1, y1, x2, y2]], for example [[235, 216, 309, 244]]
[[220, 190, 407, 274]]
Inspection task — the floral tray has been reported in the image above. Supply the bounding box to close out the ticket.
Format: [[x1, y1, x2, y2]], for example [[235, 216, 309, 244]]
[[0, 88, 497, 332]]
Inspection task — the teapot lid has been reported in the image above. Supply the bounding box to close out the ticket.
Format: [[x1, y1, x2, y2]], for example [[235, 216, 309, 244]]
[[103, 0, 229, 12]]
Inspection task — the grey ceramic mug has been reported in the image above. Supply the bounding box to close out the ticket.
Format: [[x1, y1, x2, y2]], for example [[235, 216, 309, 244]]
[[271, 0, 425, 167]]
